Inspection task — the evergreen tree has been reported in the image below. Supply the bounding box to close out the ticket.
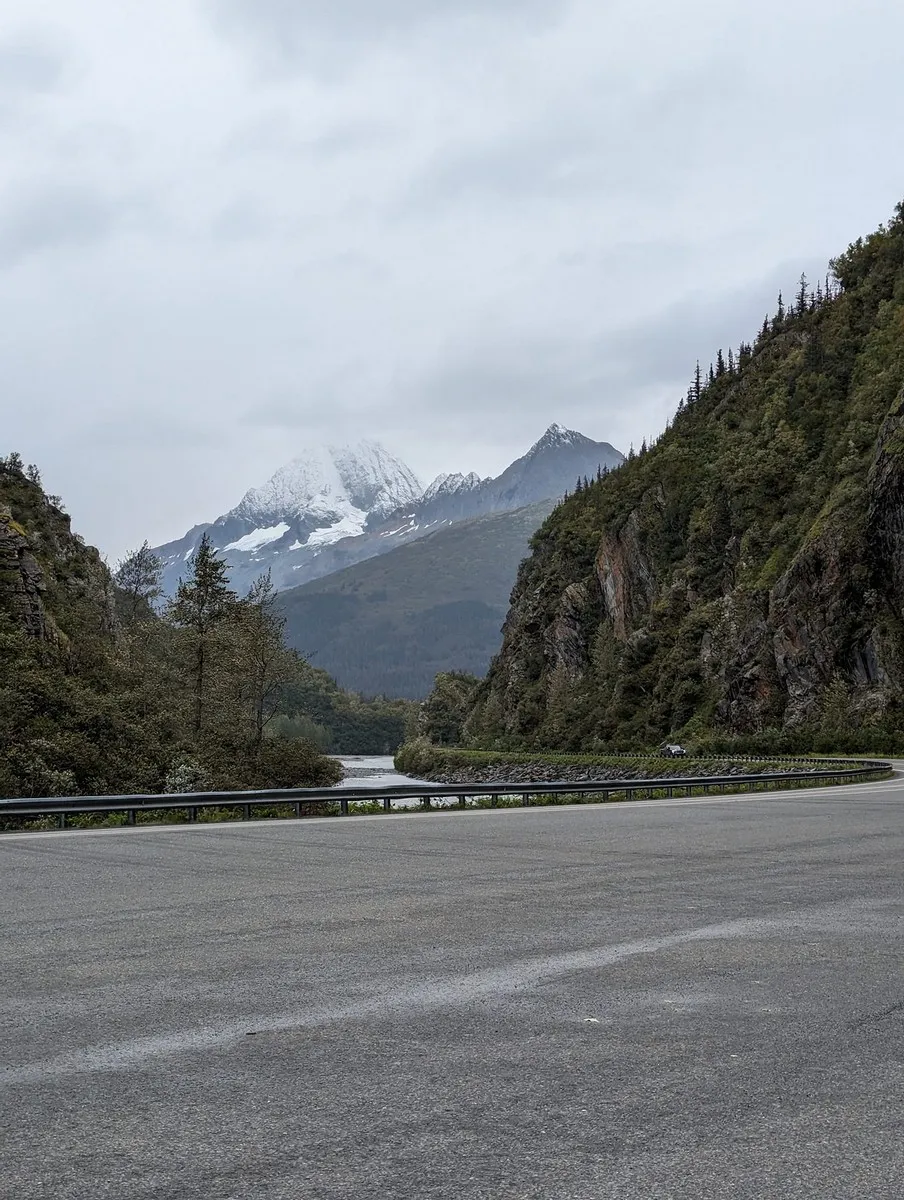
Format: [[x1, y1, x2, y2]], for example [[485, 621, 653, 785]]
[[236, 572, 299, 749], [168, 534, 238, 737], [115, 542, 163, 627], [716, 348, 726, 377], [773, 289, 787, 328]]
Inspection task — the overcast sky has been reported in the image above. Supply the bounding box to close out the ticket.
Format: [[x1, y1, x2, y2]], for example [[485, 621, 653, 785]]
[[2, 0, 903, 559]]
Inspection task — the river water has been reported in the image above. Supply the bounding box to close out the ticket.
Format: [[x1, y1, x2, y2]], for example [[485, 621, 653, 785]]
[[333, 755, 430, 790]]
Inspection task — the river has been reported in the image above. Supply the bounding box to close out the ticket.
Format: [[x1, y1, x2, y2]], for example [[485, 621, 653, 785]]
[[333, 755, 430, 790]]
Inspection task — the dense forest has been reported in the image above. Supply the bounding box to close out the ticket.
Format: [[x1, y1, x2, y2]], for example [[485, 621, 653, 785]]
[[0, 460, 412, 798], [463, 201, 904, 754]]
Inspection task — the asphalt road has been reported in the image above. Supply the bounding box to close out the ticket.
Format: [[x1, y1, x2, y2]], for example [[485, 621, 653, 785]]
[[2, 775, 903, 1199]]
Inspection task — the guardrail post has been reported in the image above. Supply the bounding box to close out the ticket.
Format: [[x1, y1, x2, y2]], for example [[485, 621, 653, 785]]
[[340, 798, 349, 816], [58, 812, 65, 830], [293, 801, 301, 818], [421, 795, 431, 811], [243, 803, 251, 821], [188, 807, 197, 823], [127, 809, 135, 826], [383, 797, 392, 813]]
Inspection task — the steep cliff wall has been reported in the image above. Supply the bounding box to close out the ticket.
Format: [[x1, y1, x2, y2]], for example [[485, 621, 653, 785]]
[[466, 204, 904, 749], [0, 461, 117, 649]]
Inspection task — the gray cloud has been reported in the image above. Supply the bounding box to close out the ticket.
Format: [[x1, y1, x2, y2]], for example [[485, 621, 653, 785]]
[[0, 32, 67, 94], [86, 413, 230, 452], [221, 112, 392, 164], [210, 197, 270, 241], [402, 260, 828, 453], [2, 0, 904, 559], [399, 63, 748, 214], [211, 0, 565, 52], [0, 184, 118, 267], [403, 126, 605, 212]]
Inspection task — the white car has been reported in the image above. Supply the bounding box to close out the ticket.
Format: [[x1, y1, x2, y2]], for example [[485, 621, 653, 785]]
[[660, 743, 687, 758]]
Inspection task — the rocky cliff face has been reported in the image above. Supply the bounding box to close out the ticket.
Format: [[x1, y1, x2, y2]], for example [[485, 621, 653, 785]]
[[0, 511, 48, 638], [0, 462, 118, 650], [466, 204, 904, 749]]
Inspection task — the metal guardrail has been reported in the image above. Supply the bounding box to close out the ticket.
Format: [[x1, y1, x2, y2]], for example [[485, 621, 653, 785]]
[[0, 761, 892, 830]]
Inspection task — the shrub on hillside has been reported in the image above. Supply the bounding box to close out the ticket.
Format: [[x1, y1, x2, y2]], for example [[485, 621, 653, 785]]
[[214, 737, 343, 792]]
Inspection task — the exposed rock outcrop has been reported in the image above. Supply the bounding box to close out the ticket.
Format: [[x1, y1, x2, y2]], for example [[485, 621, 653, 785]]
[[0, 466, 118, 648], [596, 504, 658, 642], [465, 203, 904, 748], [0, 510, 48, 638]]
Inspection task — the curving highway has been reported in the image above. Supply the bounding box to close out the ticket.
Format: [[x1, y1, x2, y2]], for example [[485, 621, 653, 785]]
[[2, 771, 904, 1198]]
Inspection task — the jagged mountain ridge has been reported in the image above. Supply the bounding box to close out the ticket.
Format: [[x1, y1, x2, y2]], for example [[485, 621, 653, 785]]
[[154, 426, 624, 596], [154, 440, 424, 596], [387, 424, 623, 530], [464, 203, 904, 751]]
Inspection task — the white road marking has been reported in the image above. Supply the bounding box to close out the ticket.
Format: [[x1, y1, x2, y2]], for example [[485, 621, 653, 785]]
[[1, 901, 889, 1086]]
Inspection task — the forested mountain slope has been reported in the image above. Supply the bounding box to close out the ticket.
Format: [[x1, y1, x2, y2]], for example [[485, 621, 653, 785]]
[[465, 203, 904, 750], [279, 501, 554, 697], [0, 458, 344, 796]]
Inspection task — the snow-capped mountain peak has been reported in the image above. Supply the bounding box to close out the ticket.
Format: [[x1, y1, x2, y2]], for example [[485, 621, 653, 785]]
[[152, 425, 624, 599], [422, 471, 485, 501], [526, 424, 590, 456], [232, 441, 422, 526], [330, 439, 423, 519]]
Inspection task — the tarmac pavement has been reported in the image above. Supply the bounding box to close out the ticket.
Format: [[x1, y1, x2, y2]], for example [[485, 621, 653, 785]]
[[1, 774, 903, 1199]]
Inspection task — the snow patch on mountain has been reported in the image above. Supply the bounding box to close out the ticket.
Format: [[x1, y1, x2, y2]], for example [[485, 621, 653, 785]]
[[224, 523, 290, 553], [306, 508, 368, 548]]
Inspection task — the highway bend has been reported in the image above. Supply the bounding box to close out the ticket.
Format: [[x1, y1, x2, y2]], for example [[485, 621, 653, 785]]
[[1, 771, 903, 1199]]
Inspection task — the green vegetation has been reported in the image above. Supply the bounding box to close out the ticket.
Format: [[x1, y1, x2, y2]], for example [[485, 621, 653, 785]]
[[418, 671, 482, 745], [394, 741, 866, 780], [0, 460, 355, 800], [278, 669, 417, 754], [278, 501, 554, 697], [465, 202, 904, 751]]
